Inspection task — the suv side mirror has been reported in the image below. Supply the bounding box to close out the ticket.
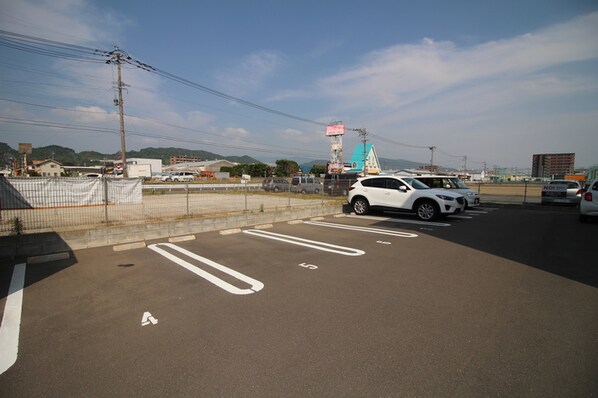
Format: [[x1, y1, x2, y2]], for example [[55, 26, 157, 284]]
[[399, 185, 408, 192]]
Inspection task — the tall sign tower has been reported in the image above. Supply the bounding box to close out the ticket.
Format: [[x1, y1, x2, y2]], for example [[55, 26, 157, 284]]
[[326, 122, 345, 174]]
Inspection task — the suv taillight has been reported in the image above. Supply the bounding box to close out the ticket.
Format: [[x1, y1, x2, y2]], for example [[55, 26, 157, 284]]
[[348, 186, 355, 191], [583, 192, 592, 201]]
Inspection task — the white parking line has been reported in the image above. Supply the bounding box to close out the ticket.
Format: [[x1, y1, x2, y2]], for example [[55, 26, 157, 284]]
[[242, 229, 365, 256], [347, 214, 451, 227], [448, 215, 473, 219], [465, 210, 489, 214], [0, 263, 26, 375], [148, 243, 264, 295], [304, 221, 418, 238]]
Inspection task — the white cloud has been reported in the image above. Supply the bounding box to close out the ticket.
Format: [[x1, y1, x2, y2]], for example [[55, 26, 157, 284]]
[[315, 12, 598, 167], [223, 127, 250, 138], [0, 0, 130, 45], [216, 51, 284, 95], [319, 12, 598, 111]]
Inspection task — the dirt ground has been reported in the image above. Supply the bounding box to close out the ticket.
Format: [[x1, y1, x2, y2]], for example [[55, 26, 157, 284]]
[[474, 183, 542, 197]]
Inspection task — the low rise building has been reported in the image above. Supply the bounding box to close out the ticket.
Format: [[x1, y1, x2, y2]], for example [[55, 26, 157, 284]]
[[33, 159, 64, 177]]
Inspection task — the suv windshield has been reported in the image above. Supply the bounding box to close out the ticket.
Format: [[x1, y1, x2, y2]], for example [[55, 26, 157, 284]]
[[452, 178, 469, 189], [402, 177, 430, 190]]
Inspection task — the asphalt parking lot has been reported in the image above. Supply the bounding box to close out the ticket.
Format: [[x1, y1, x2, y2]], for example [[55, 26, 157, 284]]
[[1, 205, 597, 397]]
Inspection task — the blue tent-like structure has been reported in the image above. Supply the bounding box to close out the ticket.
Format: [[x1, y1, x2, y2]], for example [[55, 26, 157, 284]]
[[346, 144, 381, 174]]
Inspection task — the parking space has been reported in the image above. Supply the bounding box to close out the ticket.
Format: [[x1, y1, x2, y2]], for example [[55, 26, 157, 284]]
[[1, 206, 596, 396]]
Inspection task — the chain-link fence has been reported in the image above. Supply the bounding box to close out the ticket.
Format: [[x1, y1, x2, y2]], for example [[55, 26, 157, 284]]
[[0, 177, 339, 235]]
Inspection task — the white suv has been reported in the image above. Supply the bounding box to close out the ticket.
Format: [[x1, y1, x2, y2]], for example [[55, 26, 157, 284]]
[[348, 176, 465, 221], [411, 175, 480, 208]]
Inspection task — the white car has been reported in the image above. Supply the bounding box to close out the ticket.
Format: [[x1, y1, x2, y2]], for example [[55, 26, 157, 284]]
[[579, 179, 598, 222], [161, 171, 195, 182], [541, 180, 582, 206], [348, 175, 465, 221], [411, 175, 480, 208]]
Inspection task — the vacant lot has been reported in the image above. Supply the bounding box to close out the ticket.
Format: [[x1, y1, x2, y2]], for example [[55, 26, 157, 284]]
[[475, 182, 542, 197]]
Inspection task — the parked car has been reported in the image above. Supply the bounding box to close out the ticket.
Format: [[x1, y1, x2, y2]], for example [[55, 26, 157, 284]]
[[348, 175, 465, 221], [579, 178, 598, 222], [290, 175, 323, 194], [161, 171, 195, 182], [262, 177, 290, 192], [541, 180, 582, 205], [412, 175, 480, 208], [324, 173, 359, 196]]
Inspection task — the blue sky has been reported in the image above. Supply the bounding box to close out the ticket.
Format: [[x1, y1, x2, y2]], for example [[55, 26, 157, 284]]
[[1, 0, 597, 170]]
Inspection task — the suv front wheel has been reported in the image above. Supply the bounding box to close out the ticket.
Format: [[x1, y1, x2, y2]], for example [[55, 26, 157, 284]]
[[415, 200, 439, 221], [352, 197, 370, 215]]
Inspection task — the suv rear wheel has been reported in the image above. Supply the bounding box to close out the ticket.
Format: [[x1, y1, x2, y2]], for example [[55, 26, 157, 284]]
[[415, 200, 439, 221], [352, 197, 370, 215]]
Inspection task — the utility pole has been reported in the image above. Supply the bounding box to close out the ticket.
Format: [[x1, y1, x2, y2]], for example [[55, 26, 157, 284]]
[[108, 47, 128, 177], [463, 155, 467, 175], [429, 146, 436, 171], [355, 128, 368, 176]]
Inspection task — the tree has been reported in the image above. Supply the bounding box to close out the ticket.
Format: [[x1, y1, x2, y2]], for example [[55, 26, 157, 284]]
[[220, 163, 271, 178], [309, 164, 326, 176], [275, 159, 299, 177]]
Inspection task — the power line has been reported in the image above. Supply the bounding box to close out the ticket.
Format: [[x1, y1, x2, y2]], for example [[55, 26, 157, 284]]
[[0, 97, 330, 157], [141, 65, 329, 127], [0, 29, 474, 163], [0, 30, 330, 127], [0, 29, 109, 62], [0, 116, 330, 158], [368, 132, 429, 150], [435, 147, 464, 158]]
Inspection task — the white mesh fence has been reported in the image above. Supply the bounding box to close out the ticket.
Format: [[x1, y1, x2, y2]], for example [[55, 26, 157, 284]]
[[0, 177, 333, 235]]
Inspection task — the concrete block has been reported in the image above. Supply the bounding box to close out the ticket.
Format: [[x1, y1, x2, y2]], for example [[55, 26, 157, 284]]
[[113, 241, 146, 251], [169, 235, 195, 243], [220, 228, 241, 235], [28, 251, 70, 264]]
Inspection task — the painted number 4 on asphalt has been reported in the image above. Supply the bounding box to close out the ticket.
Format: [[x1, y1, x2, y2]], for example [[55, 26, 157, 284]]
[[141, 311, 158, 326]]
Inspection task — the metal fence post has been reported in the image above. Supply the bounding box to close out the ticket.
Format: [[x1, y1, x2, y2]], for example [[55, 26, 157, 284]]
[[103, 177, 109, 225], [523, 180, 528, 204], [186, 183, 190, 217]]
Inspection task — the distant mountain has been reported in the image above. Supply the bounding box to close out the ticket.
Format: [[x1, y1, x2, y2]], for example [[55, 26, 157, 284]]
[[378, 157, 427, 171], [1, 142, 456, 172], [299, 159, 328, 173], [0, 143, 19, 164], [0, 143, 261, 166]]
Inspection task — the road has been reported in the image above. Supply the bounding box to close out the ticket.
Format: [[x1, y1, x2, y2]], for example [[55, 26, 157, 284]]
[[1, 205, 596, 397]]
